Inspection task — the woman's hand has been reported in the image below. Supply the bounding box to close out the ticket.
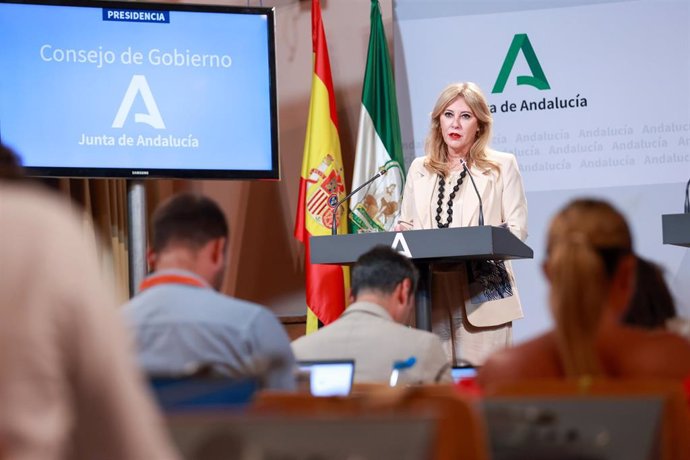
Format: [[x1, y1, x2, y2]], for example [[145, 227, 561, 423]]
[[393, 223, 410, 232]]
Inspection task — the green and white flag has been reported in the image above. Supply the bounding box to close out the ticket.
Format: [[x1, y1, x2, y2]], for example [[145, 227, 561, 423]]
[[349, 0, 405, 234]]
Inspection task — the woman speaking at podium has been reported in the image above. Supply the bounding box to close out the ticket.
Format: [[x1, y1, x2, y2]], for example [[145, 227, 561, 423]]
[[395, 82, 528, 366]]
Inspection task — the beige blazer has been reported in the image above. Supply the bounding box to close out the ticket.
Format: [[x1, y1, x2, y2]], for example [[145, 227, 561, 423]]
[[291, 301, 452, 384], [397, 149, 528, 327]]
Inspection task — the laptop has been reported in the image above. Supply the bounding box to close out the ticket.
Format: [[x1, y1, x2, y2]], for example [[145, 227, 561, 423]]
[[297, 360, 355, 397], [451, 365, 478, 383]]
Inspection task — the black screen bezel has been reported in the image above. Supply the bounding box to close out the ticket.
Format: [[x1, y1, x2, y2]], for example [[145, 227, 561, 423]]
[[0, 0, 280, 180]]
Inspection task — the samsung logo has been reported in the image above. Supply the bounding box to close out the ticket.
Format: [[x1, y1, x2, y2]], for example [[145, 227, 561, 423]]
[[131, 170, 149, 176]]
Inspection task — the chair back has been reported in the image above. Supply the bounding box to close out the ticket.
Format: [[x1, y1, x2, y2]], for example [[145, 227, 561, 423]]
[[253, 385, 490, 460], [168, 410, 433, 460], [484, 379, 690, 460], [150, 376, 257, 412]]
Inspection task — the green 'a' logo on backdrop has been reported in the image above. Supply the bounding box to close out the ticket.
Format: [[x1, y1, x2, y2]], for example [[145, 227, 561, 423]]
[[492, 34, 550, 94]]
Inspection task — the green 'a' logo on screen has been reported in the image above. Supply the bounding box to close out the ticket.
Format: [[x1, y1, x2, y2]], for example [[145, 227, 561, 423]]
[[492, 34, 550, 94]]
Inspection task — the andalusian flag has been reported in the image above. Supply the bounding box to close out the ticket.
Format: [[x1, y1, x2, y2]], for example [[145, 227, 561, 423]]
[[294, 0, 348, 330], [349, 0, 405, 233]]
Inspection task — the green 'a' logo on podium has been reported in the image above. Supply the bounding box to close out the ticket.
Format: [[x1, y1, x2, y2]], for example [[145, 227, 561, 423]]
[[492, 34, 550, 94]]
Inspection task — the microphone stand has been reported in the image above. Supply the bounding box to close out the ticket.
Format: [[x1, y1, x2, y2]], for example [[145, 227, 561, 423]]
[[331, 167, 388, 235], [461, 159, 484, 226]]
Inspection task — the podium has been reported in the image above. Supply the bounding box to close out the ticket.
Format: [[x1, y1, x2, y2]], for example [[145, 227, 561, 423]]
[[662, 213, 690, 247], [310, 226, 533, 331]]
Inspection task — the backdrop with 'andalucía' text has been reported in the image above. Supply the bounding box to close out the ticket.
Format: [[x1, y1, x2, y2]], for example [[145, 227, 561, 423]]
[[394, 0, 690, 341]]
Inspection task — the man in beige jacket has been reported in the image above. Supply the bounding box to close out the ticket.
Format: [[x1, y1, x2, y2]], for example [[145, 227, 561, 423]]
[[292, 246, 452, 385]]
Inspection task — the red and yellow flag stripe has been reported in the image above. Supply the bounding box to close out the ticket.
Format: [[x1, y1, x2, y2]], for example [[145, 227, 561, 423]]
[[294, 0, 348, 329]]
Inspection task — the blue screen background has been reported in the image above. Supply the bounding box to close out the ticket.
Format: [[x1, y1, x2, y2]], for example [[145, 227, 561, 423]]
[[0, 3, 275, 172]]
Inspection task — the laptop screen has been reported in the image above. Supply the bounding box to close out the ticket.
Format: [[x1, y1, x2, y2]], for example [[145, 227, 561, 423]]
[[297, 360, 355, 397], [451, 366, 478, 383]]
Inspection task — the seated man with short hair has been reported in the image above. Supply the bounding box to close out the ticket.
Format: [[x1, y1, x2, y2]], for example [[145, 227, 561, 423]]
[[123, 193, 296, 390], [292, 246, 452, 385]]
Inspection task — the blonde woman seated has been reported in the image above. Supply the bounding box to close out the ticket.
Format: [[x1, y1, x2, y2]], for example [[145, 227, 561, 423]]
[[479, 199, 690, 386]]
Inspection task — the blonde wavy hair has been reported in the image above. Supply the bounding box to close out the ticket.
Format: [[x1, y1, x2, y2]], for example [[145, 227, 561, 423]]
[[545, 199, 633, 378], [424, 82, 499, 177]]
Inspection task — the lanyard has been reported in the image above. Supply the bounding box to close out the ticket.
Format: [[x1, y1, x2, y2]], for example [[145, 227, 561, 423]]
[[138, 273, 207, 292]]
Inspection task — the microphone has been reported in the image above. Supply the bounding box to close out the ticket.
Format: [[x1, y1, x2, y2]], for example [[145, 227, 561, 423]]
[[331, 165, 388, 235], [685, 177, 689, 213], [460, 159, 484, 226]]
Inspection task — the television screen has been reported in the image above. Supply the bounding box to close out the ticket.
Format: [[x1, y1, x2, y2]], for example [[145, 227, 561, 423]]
[[0, 0, 279, 179]]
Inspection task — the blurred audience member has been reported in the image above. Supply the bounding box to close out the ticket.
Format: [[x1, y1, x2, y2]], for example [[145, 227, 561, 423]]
[[0, 143, 24, 180], [480, 199, 690, 387], [123, 193, 296, 390], [624, 256, 677, 329], [292, 245, 452, 384], [0, 181, 179, 459]]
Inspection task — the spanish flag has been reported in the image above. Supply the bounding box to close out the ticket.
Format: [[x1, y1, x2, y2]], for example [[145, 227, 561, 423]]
[[294, 0, 348, 331]]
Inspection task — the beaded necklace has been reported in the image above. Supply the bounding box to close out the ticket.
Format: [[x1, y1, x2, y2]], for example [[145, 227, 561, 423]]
[[435, 170, 466, 228]]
